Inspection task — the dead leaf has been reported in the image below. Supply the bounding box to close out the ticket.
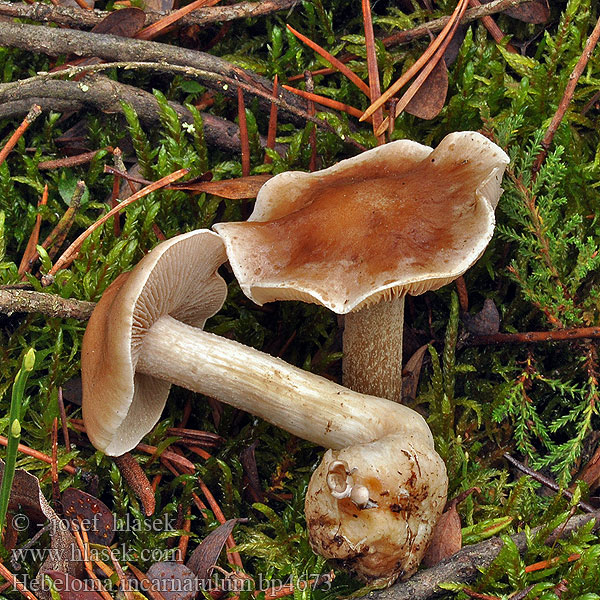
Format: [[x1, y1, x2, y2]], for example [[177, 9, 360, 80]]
[[575, 444, 600, 493], [402, 343, 429, 402], [186, 518, 246, 581], [462, 298, 500, 335], [442, 24, 468, 67], [404, 58, 448, 120], [0, 462, 84, 590], [45, 571, 105, 600], [240, 442, 263, 503], [503, 0, 550, 23], [62, 488, 115, 545], [173, 175, 272, 199], [144, 0, 175, 13], [145, 562, 198, 600], [422, 503, 462, 566], [91, 8, 146, 37], [59, 0, 95, 9]]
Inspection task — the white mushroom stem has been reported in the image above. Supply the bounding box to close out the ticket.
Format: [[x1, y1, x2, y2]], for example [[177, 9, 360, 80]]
[[342, 295, 405, 403], [135, 314, 430, 449]]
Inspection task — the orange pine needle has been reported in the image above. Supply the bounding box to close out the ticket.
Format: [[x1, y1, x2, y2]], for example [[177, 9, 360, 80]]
[[281, 85, 366, 120], [51, 417, 60, 505], [374, 0, 469, 136], [18, 185, 48, 277], [304, 71, 318, 171], [0, 105, 41, 168], [187, 445, 212, 460], [136, 0, 221, 40], [525, 553, 580, 573], [361, 0, 384, 142], [0, 435, 76, 475], [286, 24, 371, 96], [0, 562, 40, 600], [361, 0, 467, 122], [177, 508, 192, 563], [264, 75, 279, 165], [72, 0, 93, 10], [197, 477, 243, 568], [237, 87, 251, 177], [47, 168, 188, 278], [127, 563, 168, 600]]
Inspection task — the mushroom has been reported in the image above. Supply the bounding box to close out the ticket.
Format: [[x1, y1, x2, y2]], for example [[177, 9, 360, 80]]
[[81, 229, 447, 584], [213, 131, 509, 402]]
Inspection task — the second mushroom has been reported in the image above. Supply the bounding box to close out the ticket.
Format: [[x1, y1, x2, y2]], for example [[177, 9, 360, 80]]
[[214, 131, 510, 402]]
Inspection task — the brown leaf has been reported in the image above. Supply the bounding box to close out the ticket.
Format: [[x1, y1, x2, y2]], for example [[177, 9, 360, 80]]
[[575, 444, 600, 493], [422, 503, 462, 567], [173, 175, 272, 199], [240, 441, 263, 503], [186, 518, 245, 581], [91, 8, 146, 37], [0, 462, 84, 588], [145, 562, 197, 600], [402, 343, 429, 402], [503, 0, 550, 23], [404, 58, 448, 120], [442, 24, 468, 67], [61, 488, 115, 545], [462, 298, 500, 335], [45, 571, 105, 600], [144, 0, 175, 13]]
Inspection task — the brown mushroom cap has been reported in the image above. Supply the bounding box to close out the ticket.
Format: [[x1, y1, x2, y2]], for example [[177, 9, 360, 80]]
[[213, 132, 509, 313], [81, 230, 227, 456]]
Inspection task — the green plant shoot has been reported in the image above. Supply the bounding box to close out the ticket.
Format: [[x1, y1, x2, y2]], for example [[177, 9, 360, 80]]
[[0, 348, 35, 538]]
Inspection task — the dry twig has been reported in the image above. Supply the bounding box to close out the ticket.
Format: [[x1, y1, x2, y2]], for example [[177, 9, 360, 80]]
[[0, 435, 77, 475], [0, 288, 95, 320], [0, 0, 299, 30], [365, 510, 600, 600], [467, 327, 600, 345], [0, 104, 41, 167]]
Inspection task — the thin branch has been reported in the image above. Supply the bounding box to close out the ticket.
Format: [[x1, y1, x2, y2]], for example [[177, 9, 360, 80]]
[[237, 87, 250, 177], [503, 453, 595, 513], [0, 562, 40, 600], [0, 22, 309, 124], [0, 75, 281, 154], [0, 435, 77, 475], [0, 104, 41, 167], [0, 289, 95, 320], [0, 0, 299, 30], [365, 510, 600, 600], [467, 327, 600, 345]]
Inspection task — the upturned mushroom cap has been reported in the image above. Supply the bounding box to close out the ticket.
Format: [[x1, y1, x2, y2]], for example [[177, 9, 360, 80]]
[[213, 131, 510, 313], [306, 432, 447, 583], [81, 230, 227, 456]]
